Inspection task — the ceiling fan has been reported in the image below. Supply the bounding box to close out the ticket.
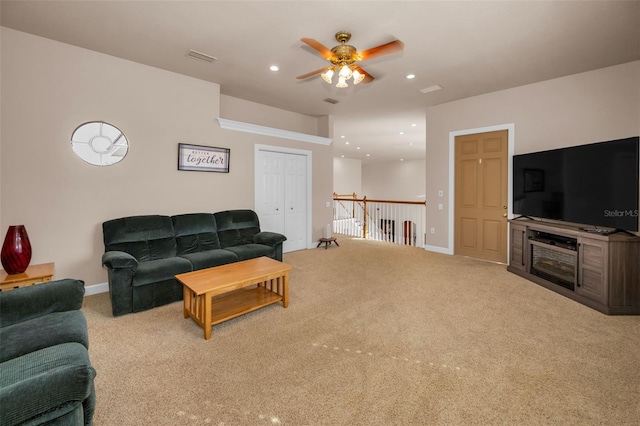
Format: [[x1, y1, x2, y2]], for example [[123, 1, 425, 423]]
[[296, 31, 404, 88]]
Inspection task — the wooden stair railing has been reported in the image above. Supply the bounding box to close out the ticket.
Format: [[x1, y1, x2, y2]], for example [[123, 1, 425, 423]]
[[332, 193, 426, 244]]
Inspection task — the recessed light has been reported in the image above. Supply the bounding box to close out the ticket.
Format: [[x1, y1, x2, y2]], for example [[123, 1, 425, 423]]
[[356, 147, 360, 150], [400, 158, 404, 162], [341, 135, 345, 139], [270, 65, 279, 71], [366, 154, 370, 157], [345, 141, 350, 145], [341, 155, 345, 158], [399, 131, 405, 135], [409, 143, 414, 146], [406, 74, 416, 79], [411, 123, 417, 127]]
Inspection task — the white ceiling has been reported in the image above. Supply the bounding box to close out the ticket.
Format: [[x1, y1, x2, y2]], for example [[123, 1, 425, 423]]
[[2, 1, 639, 164]]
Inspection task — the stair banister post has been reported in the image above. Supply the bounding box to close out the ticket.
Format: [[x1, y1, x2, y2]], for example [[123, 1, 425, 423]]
[[362, 196, 368, 239]]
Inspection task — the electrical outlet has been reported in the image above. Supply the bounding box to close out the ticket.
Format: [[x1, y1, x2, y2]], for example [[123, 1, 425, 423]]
[[325, 201, 330, 207], [430, 227, 435, 234]]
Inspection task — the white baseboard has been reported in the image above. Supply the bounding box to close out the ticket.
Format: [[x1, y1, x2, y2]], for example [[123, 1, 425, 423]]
[[85, 282, 109, 296], [424, 245, 454, 255]]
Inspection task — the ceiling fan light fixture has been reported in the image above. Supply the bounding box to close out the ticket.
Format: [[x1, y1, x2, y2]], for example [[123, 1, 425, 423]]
[[336, 76, 348, 88], [338, 65, 352, 79], [352, 69, 365, 85], [321, 68, 334, 84]]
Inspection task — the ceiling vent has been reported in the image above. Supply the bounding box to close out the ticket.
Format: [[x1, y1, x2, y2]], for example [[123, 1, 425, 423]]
[[187, 49, 217, 63], [323, 98, 339, 104], [419, 85, 442, 94]]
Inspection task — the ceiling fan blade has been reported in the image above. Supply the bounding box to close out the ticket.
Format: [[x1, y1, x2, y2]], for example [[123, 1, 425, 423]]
[[354, 66, 375, 84], [296, 67, 330, 80], [301, 38, 335, 60], [358, 40, 404, 61]]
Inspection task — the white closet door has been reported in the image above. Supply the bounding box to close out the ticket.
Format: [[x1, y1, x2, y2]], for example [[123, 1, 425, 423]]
[[256, 150, 285, 234], [284, 153, 307, 252], [255, 148, 308, 253]]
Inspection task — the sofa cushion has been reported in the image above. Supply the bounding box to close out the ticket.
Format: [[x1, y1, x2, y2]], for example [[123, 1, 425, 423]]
[[0, 310, 88, 363], [0, 343, 96, 426], [223, 244, 274, 261], [172, 213, 221, 254], [179, 249, 238, 270], [214, 210, 261, 248], [132, 257, 193, 287], [103, 215, 177, 261]]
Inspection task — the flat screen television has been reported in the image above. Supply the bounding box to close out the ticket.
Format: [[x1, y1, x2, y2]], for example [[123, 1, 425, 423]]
[[513, 136, 639, 232]]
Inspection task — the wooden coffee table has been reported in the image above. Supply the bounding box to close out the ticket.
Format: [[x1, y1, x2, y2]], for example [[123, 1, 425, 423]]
[[175, 256, 293, 340]]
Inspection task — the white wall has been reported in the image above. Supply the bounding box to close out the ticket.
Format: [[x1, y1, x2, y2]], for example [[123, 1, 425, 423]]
[[362, 159, 426, 201], [425, 61, 640, 250], [333, 157, 362, 196], [0, 28, 333, 285]]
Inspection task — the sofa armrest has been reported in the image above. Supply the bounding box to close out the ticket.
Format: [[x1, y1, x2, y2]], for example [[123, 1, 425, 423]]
[[0, 279, 85, 328], [102, 251, 138, 271], [102, 251, 138, 316], [253, 231, 287, 246]]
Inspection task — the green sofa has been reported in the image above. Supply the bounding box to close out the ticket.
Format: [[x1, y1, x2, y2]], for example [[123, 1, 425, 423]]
[[0, 279, 96, 426], [102, 209, 287, 316]]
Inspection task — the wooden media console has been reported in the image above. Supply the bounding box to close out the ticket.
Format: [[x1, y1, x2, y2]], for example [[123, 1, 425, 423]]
[[508, 219, 640, 315]]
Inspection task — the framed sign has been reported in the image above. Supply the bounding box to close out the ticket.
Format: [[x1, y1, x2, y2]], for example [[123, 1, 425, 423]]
[[178, 143, 230, 173]]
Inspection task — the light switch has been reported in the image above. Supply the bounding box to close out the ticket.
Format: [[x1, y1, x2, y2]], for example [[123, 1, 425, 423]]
[[438, 203, 443, 210], [325, 201, 331, 207], [438, 190, 443, 197]]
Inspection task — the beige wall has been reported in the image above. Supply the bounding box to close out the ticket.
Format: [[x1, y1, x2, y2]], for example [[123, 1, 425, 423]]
[[1, 28, 333, 286], [362, 159, 426, 201], [425, 61, 640, 250], [333, 157, 362, 196]]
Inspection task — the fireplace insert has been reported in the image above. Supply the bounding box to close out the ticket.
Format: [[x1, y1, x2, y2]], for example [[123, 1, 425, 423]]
[[529, 232, 577, 290]]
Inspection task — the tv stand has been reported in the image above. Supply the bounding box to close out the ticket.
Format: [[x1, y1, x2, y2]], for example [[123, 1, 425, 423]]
[[508, 219, 640, 315], [579, 227, 636, 237]]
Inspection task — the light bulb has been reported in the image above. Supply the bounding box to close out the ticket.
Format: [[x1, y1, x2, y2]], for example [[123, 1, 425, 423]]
[[321, 69, 334, 84], [336, 76, 348, 88], [352, 69, 365, 85], [338, 65, 352, 79]]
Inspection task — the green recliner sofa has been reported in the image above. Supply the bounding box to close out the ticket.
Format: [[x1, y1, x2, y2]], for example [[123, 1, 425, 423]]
[[0, 279, 96, 426], [102, 209, 287, 316]]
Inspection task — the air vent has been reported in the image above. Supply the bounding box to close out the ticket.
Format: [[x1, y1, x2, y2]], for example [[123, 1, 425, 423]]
[[419, 85, 442, 94], [323, 98, 339, 104], [187, 49, 217, 63]]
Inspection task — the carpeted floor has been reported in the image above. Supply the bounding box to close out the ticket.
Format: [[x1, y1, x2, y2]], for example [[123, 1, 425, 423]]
[[83, 236, 640, 425]]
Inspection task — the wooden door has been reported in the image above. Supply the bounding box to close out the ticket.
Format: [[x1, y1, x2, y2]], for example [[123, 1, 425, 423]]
[[454, 130, 508, 263]]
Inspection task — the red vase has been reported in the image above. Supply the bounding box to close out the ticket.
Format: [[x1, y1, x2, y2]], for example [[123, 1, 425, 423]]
[[1, 225, 32, 274]]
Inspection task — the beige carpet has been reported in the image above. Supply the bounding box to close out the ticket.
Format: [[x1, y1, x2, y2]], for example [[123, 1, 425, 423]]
[[83, 236, 640, 425]]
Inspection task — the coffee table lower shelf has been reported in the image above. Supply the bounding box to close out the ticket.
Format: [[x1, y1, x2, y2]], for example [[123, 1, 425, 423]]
[[210, 287, 282, 325], [183, 285, 286, 339]]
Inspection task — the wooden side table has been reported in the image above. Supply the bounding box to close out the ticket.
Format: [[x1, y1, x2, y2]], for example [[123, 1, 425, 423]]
[[0, 262, 55, 291]]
